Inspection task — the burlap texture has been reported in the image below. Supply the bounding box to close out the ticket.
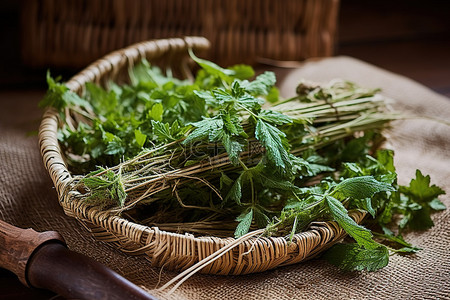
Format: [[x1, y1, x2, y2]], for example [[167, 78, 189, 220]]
[[1, 57, 449, 299]]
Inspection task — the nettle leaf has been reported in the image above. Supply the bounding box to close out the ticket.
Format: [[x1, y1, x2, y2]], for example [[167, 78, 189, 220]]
[[324, 243, 389, 272], [221, 134, 244, 165], [182, 117, 224, 145], [254, 119, 291, 172], [194, 90, 216, 105], [241, 71, 276, 95], [234, 208, 253, 238], [85, 82, 117, 115], [82, 169, 126, 207], [253, 170, 298, 193], [376, 149, 396, 173], [229, 64, 255, 80], [213, 88, 234, 104], [254, 208, 270, 228], [237, 95, 265, 111], [399, 170, 445, 204], [151, 120, 189, 143], [151, 120, 172, 142], [148, 103, 163, 121], [40, 72, 92, 111], [325, 195, 378, 249], [258, 110, 293, 126], [134, 129, 147, 148], [332, 176, 395, 200], [222, 112, 245, 136], [225, 172, 244, 204], [189, 49, 235, 81], [355, 198, 376, 218], [266, 86, 280, 103], [396, 170, 446, 231]]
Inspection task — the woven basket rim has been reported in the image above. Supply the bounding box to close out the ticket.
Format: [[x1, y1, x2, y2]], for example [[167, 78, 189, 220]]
[[38, 36, 364, 275]]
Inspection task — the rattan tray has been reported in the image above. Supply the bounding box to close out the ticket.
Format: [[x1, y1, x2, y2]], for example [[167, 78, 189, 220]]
[[39, 37, 364, 275]]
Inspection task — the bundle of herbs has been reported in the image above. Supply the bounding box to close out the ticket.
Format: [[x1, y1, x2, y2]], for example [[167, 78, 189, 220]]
[[41, 52, 446, 272]]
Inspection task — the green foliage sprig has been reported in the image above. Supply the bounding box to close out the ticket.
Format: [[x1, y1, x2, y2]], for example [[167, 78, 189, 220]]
[[41, 51, 446, 272]]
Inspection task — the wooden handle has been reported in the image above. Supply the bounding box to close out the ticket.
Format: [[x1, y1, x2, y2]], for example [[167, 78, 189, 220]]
[[0, 219, 65, 286], [0, 220, 158, 299], [28, 243, 158, 300]]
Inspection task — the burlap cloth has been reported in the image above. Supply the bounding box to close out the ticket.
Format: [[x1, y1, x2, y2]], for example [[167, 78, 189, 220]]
[[1, 56, 449, 299]]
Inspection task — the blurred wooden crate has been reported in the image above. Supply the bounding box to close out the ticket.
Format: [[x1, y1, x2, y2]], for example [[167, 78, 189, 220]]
[[21, 0, 339, 68]]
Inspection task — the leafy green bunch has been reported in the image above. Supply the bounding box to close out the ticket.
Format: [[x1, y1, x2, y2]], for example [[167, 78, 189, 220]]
[[41, 50, 446, 272]]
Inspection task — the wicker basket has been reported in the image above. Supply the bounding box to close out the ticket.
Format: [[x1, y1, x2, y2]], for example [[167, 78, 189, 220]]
[[39, 37, 364, 275], [22, 0, 339, 68]]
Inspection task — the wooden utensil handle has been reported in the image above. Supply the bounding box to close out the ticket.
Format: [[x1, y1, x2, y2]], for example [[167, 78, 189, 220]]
[[0, 219, 65, 286], [28, 243, 158, 300]]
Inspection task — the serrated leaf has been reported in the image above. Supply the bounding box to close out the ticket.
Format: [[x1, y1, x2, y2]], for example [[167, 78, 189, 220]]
[[407, 207, 435, 230], [254, 119, 291, 172], [241, 71, 276, 95], [332, 176, 395, 200], [254, 208, 270, 228], [323, 243, 389, 272], [212, 88, 234, 104], [194, 90, 216, 105], [253, 170, 298, 192], [258, 110, 293, 126], [354, 198, 376, 218], [222, 112, 244, 136], [225, 173, 244, 204], [151, 120, 173, 142], [325, 195, 378, 249], [400, 170, 445, 203], [221, 133, 244, 165], [40, 71, 92, 111], [182, 117, 224, 145], [234, 208, 253, 238]]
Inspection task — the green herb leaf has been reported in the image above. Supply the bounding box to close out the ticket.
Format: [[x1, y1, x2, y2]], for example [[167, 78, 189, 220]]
[[397, 170, 446, 230], [229, 64, 255, 80], [234, 208, 253, 238], [399, 170, 445, 204], [241, 71, 276, 95], [189, 49, 235, 80], [254, 119, 291, 172], [148, 103, 164, 121], [134, 129, 147, 148], [258, 110, 293, 126], [221, 134, 244, 165], [225, 173, 244, 204], [323, 243, 389, 272], [182, 117, 224, 145], [332, 176, 395, 200], [325, 195, 377, 249]]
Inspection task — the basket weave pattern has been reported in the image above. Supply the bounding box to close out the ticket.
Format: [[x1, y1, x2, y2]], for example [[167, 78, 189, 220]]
[[22, 0, 339, 68], [38, 37, 364, 275]]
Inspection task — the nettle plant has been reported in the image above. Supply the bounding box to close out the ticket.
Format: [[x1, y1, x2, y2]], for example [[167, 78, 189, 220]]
[[41, 51, 446, 271]]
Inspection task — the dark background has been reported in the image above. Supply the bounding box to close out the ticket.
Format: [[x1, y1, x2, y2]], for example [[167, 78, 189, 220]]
[[0, 0, 449, 299], [1, 0, 450, 95]]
